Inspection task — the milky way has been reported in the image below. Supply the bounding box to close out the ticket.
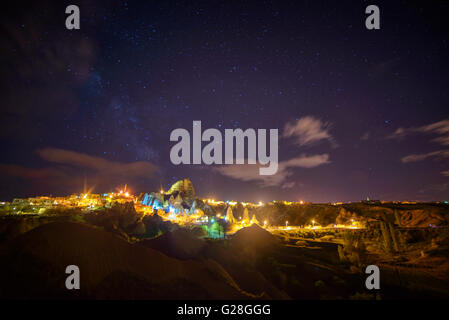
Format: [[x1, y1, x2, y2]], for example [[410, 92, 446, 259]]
[[0, 0, 448, 202]]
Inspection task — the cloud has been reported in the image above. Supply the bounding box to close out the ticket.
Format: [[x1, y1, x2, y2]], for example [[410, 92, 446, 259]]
[[37, 148, 156, 177], [281, 181, 296, 189], [0, 164, 68, 180], [401, 150, 449, 163], [390, 119, 449, 177], [282, 154, 331, 168], [389, 119, 449, 145], [419, 119, 449, 136], [433, 135, 449, 146], [214, 116, 335, 188], [214, 154, 330, 188], [387, 127, 406, 140], [0, 148, 157, 193], [214, 164, 291, 188], [283, 116, 336, 147]]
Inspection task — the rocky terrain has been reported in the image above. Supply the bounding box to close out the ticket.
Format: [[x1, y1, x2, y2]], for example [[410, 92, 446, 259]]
[[0, 179, 448, 299]]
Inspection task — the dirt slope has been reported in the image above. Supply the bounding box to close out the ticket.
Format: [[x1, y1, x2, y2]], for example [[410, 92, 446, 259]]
[[0, 221, 252, 299]]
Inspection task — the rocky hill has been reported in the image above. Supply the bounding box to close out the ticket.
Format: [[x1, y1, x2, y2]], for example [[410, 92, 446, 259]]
[[166, 178, 196, 207], [0, 221, 254, 299]]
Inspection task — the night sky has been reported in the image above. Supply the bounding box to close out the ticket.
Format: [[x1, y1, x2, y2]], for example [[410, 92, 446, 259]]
[[1, 0, 448, 203]]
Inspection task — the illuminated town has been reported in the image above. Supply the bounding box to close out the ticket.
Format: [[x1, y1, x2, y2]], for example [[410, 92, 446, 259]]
[[1, 178, 449, 300], [1, 178, 367, 237]]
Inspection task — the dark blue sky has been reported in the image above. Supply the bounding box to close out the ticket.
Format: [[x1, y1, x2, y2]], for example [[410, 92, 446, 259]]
[[1, 0, 448, 202]]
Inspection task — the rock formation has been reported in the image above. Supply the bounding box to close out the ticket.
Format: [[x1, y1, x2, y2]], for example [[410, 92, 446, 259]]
[[166, 178, 196, 207], [225, 206, 236, 224]]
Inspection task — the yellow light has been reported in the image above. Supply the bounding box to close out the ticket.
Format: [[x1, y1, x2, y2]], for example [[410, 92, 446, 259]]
[[125, 192, 129, 197], [299, 200, 304, 205], [83, 194, 87, 199], [264, 220, 267, 225], [119, 190, 123, 194], [258, 201, 263, 206]]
